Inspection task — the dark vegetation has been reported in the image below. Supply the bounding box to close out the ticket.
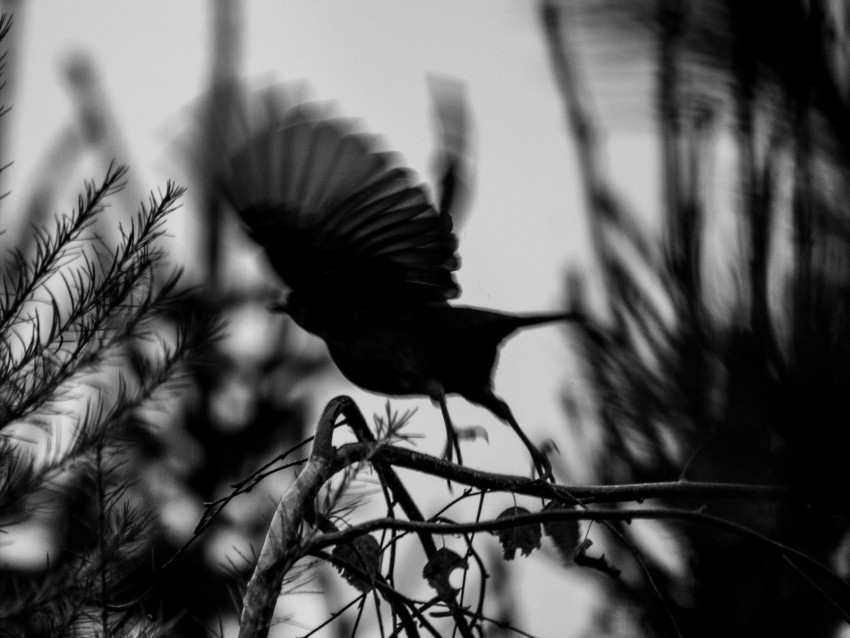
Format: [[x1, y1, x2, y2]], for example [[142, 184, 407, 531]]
[[2, 2, 850, 636]]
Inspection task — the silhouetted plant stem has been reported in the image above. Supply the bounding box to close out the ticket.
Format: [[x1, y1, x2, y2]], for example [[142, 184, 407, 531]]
[[201, 0, 243, 295], [95, 441, 110, 637], [540, 1, 608, 261], [309, 504, 848, 611], [0, 12, 13, 199]]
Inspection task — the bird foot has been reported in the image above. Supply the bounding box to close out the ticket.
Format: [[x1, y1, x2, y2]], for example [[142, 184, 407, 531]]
[[529, 446, 555, 482], [441, 431, 464, 467]]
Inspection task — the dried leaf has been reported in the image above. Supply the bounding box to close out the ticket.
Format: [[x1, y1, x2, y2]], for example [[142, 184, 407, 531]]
[[492, 506, 542, 560], [542, 500, 580, 566], [332, 534, 381, 592], [422, 547, 468, 598]]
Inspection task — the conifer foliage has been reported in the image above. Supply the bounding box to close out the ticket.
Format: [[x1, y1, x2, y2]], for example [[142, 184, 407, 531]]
[[0, 166, 211, 636], [0, 16, 214, 635]]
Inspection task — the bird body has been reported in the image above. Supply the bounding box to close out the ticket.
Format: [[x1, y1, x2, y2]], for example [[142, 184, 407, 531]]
[[205, 83, 580, 478], [312, 304, 572, 401]]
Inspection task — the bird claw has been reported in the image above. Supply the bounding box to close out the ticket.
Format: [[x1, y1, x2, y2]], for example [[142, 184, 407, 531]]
[[441, 438, 454, 463], [441, 431, 464, 467], [530, 447, 555, 482]]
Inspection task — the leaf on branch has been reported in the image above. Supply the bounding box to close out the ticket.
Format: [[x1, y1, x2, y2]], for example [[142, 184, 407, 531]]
[[542, 500, 580, 566], [422, 547, 468, 599], [574, 538, 621, 579], [331, 534, 381, 593], [492, 506, 542, 560]]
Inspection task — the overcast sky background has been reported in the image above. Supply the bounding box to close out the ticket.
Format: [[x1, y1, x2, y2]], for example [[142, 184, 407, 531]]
[[1, 2, 662, 635]]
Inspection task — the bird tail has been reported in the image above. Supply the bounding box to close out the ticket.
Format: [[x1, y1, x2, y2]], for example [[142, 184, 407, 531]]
[[509, 311, 585, 330], [460, 307, 585, 342], [490, 311, 585, 341]]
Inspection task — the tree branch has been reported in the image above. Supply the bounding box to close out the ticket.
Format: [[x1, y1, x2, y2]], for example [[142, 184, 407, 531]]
[[237, 396, 340, 638], [237, 396, 815, 636], [334, 441, 798, 505], [306, 505, 850, 620]]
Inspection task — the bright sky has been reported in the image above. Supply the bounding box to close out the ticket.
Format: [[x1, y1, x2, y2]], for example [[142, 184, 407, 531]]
[[2, 2, 661, 635]]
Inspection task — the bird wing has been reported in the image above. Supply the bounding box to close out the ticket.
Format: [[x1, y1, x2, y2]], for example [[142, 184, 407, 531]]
[[210, 84, 461, 305]]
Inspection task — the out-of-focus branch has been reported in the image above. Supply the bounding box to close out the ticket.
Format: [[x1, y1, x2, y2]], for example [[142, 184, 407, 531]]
[[428, 74, 473, 227], [63, 53, 145, 229], [539, 0, 656, 327], [12, 53, 141, 256], [0, 9, 17, 198], [540, 2, 607, 240], [201, 0, 243, 295]]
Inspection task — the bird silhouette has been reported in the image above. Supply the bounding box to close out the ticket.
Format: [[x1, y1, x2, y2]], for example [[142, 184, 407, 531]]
[[206, 84, 580, 480]]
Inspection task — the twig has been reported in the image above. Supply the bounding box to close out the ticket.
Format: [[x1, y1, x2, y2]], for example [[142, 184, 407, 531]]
[[307, 505, 850, 622], [338, 397, 475, 638]]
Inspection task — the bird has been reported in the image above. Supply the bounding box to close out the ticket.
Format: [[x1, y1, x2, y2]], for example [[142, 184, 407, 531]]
[[204, 83, 581, 480]]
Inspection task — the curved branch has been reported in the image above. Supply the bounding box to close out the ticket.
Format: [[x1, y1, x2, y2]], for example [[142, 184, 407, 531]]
[[237, 397, 342, 638]]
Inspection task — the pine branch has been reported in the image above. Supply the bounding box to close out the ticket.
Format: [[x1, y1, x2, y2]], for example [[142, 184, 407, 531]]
[[0, 180, 185, 424], [0, 164, 127, 338]]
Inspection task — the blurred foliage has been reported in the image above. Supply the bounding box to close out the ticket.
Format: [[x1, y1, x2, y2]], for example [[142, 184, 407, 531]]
[[0, 3, 474, 635], [0, 6, 327, 636], [0, 153, 212, 634], [550, 0, 850, 635]]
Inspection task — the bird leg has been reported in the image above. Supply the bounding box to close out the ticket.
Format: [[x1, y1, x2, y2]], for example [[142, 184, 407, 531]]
[[472, 391, 553, 481], [435, 392, 463, 467]]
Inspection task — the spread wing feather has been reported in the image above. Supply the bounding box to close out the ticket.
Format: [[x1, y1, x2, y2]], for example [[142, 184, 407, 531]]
[[210, 85, 460, 304]]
